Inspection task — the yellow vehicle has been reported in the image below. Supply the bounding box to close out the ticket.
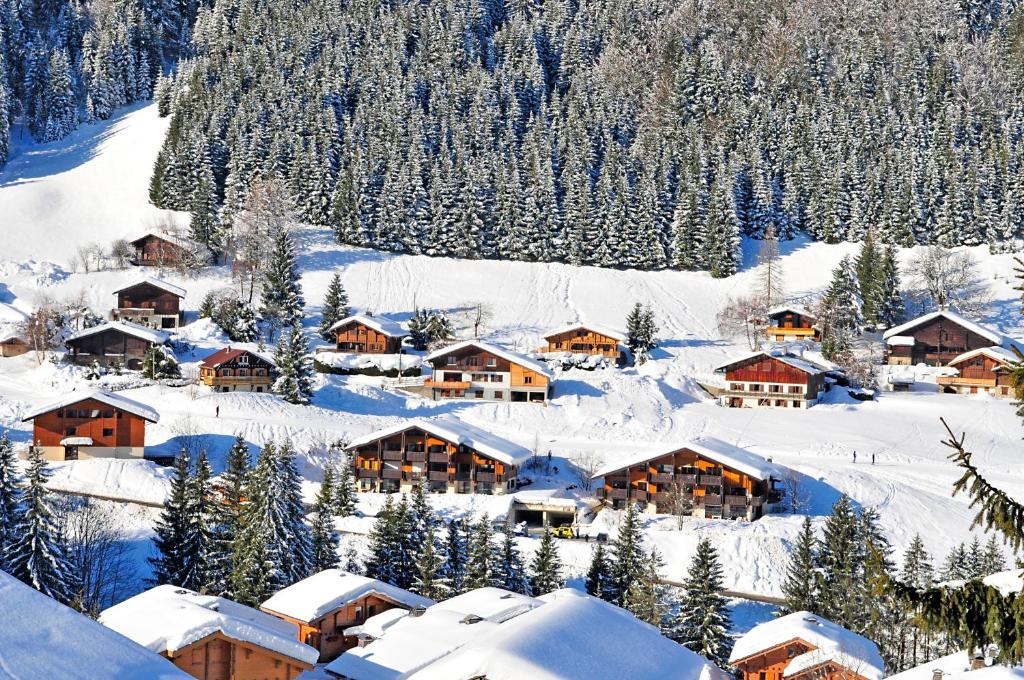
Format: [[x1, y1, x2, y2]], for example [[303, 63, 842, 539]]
[[551, 525, 575, 539]]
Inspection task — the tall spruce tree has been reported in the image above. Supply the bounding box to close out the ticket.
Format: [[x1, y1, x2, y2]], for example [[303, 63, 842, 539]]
[[274, 324, 314, 404], [333, 456, 357, 517], [610, 503, 647, 605], [876, 246, 906, 328], [585, 542, 615, 601], [310, 468, 340, 573], [149, 451, 194, 587], [209, 435, 250, 596], [260, 230, 304, 337], [413, 523, 449, 601], [817, 495, 864, 628], [365, 494, 402, 586], [318, 273, 350, 341], [781, 516, 819, 613], [182, 451, 214, 592], [530, 523, 563, 595], [441, 518, 469, 596], [623, 547, 669, 629], [495, 516, 530, 594], [668, 537, 733, 667], [0, 431, 23, 570], [466, 513, 497, 590]]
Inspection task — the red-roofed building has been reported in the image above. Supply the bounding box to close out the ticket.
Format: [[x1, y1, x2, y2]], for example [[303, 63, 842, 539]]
[[200, 348, 276, 393], [716, 352, 829, 408]]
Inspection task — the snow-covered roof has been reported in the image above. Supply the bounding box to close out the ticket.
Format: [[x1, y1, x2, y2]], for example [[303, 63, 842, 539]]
[[886, 335, 916, 347], [882, 311, 1002, 345], [200, 346, 276, 369], [592, 437, 781, 481], [730, 611, 884, 680], [768, 305, 817, 320], [0, 570, 191, 679], [113, 276, 186, 298], [0, 301, 29, 324], [344, 607, 409, 639], [260, 569, 433, 623], [22, 389, 160, 423], [411, 589, 728, 680], [715, 350, 828, 376], [346, 417, 534, 466], [0, 326, 25, 343], [947, 345, 1019, 367], [542, 322, 625, 342], [100, 585, 318, 667], [425, 340, 554, 379], [329, 313, 409, 338], [885, 651, 990, 680], [65, 320, 171, 345], [429, 588, 543, 623], [129, 230, 205, 252]]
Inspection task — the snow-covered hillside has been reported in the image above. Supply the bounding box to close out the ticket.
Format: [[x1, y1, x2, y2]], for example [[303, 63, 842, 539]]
[[1, 103, 1023, 602]]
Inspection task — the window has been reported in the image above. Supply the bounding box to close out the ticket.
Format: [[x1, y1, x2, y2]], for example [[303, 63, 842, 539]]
[[730, 383, 743, 391], [494, 391, 503, 399], [447, 356, 456, 365], [102, 410, 114, 418], [474, 390, 484, 399], [239, 355, 249, 365], [769, 384, 782, 393], [468, 357, 479, 366], [750, 384, 762, 392], [788, 385, 801, 394], [487, 357, 497, 367], [524, 375, 533, 384], [102, 428, 114, 437], [65, 427, 75, 436]]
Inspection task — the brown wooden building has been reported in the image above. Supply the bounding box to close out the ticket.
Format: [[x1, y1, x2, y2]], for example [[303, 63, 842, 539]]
[[21, 389, 159, 461], [129, 231, 210, 267], [765, 306, 820, 342], [593, 438, 782, 519], [730, 612, 884, 680], [883, 311, 1001, 366], [716, 351, 829, 408], [100, 585, 318, 680], [65, 320, 171, 370], [540, 323, 624, 359], [424, 340, 552, 403], [111, 277, 186, 329], [260, 569, 433, 663], [0, 329, 29, 357], [937, 346, 1019, 398], [329, 314, 408, 354], [200, 347, 276, 393], [347, 417, 531, 494]]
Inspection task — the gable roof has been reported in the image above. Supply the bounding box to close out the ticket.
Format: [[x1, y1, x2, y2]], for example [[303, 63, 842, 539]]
[[0, 570, 190, 679], [542, 322, 625, 343], [112, 277, 186, 299], [346, 417, 534, 466], [592, 437, 781, 481], [129, 230, 204, 252], [882, 310, 1002, 345], [887, 654, 1022, 680], [730, 611, 884, 680], [425, 340, 554, 379], [261, 569, 433, 623], [100, 585, 318, 667], [22, 389, 160, 423], [329, 313, 408, 338], [947, 345, 1020, 367], [65, 320, 171, 346], [715, 351, 828, 376], [200, 347, 275, 369], [767, 305, 817, 321]]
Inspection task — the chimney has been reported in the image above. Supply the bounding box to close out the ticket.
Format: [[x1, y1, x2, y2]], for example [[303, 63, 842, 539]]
[[356, 634, 374, 648], [970, 650, 986, 670], [933, 670, 944, 680], [461, 614, 483, 625], [409, 606, 427, 618]]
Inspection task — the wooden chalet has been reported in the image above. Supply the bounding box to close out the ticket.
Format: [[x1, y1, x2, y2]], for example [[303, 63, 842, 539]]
[[765, 306, 820, 342], [347, 417, 532, 495], [716, 351, 829, 408], [111, 277, 186, 329], [0, 328, 29, 357], [937, 346, 1020, 398], [329, 314, 408, 354], [200, 347, 276, 393], [100, 585, 318, 680], [65, 320, 170, 370], [730, 612, 884, 680], [129, 231, 210, 267], [260, 569, 433, 663], [883, 311, 1001, 366], [21, 389, 159, 461], [592, 438, 782, 519], [539, 322, 624, 359], [424, 340, 552, 403]]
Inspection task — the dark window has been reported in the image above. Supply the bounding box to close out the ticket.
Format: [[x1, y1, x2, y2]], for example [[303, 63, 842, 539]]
[[64, 427, 75, 436], [102, 428, 114, 437], [102, 410, 114, 418]]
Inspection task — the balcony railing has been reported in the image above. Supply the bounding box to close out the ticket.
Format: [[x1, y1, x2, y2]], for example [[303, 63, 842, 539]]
[[381, 450, 403, 460], [404, 472, 424, 482], [723, 494, 748, 506], [424, 379, 471, 390], [406, 451, 426, 462], [650, 473, 673, 484], [476, 471, 496, 483], [936, 376, 997, 386], [428, 452, 449, 463], [699, 475, 723, 486], [629, 490, 649, 501], [357, 468, 377, 479], [381, 469, 402, 480], [678, 474, 697, 485], [649, 492, 667, 502], [608, 488, 628, 500], [428, 471, 450, 482], [702, 493, 722, 505]]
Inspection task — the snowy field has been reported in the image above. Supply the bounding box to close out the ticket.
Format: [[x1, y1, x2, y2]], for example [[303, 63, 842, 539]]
[[1, 103, 1023, 611]]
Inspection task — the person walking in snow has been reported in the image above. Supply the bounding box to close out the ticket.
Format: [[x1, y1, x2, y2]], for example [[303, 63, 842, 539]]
[[215, 405, 220, 418], [852, 451, 857, 463], [871, 453, 875, 465]]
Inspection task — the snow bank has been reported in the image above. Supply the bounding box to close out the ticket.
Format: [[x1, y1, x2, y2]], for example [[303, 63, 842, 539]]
[[46, 458, 174, 505], [316, 351, 424, 373], [261, 569, 433, 623], [0, 570, 190, 679]]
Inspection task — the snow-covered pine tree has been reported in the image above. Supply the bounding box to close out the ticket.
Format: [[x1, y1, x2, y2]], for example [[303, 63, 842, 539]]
[[818, 255, 863, 347], [585, 542, 615, 601], [413, 523, 449, 601], [781, 516, 819, 614], [495, 516, 530, 595], [0, 431, 23, 570], [979, 534, 1006, 575], [408, 483, 434, 560], [260, 230, 305, 338], [466, 513, 497, 590], [626, 303, 658, 364], [390, 494, 419, 590], [876, 246, 906, 328], [365, 494, 401, 586], [901, 535, 934, 589], [441, 518, 469, 596], [310, 467, 339, 573], [7, 446, 78, 604], [623, 546, 669, 629], [817, 495, 864, 628], [273, 324, 314, 404], [529, 523, 563, 595], [610, 503, 647, 605], [668, 537, 732, 666], [318, 273, 350, 342], [198, 291, 216, 319], [182, 451, 214, 592], [209, 435, 250, 596], [756, 223, 785, 308], [855, 229, 883, 327], [149, 451, 193, 587], [333, 456, 357, 517], [965, 535, 984, 579], [142, 344, 180, 379], [940, 543, 971, 581]]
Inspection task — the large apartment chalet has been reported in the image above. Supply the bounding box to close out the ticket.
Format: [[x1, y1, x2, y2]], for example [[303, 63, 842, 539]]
[[110, 277, 185, 329], [260, 569, 433, 663], [65, 320, 170, 370], [100, 585, 318, 680], [347, 417, 532, 495], [329, 314, 408, 354], [765, 306, 820, 342], [592, 438, 783, 519], [730, 611, 884, 680], [424, 340, 553, 402], [200, 347, 276, 393], [883, 310, 1002, 366], [22, 389, 159, 461], [716, 351, 829, 408], [937, 346, 1019, 398], [539, 322, 624, 359]]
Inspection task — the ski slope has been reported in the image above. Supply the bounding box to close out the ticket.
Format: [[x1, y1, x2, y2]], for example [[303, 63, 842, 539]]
[[1, 103, 1023, 600]]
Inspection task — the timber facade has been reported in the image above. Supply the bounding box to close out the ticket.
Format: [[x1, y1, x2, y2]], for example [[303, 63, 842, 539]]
[[130, 233, 193, 267], [540, 325, 622, 358], [161, 631, 312, 680], [24, 397, 153, 461], [200, 348, 275, 393], [884, 313, 998, 366], [717, 353, 827, 409], [425, 341, 551, 403], [595, 447, 780, 520], [765, 308, 820, 342], [332, 319, 405, 354], [65, 323, 167, 370], [937, 348, 1017, 398], [111, 280, 184, 329]]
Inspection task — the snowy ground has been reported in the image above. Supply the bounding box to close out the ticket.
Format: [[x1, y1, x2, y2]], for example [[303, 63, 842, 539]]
[[2, 103, 1023, 619]]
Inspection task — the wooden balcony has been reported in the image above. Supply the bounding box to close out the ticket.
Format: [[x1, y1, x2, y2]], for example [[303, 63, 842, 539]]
[[428, 451, 449, 463], [203, 375, 273, 387], [629, 490, 649, 501], [404, 472, 424, 482], [724, 494, 748, 506], [381, 450, 403, 460], [424, 379, 471, 390], [476, 471, 496, 483], [650, 473, 673, 484], [699, 475, 723, 487], [702, 493, 722, 505], [649, 492, 667, 502], [406, 451, 426, 462], [381, 469, 402, 480], [678, 474, 697, 485], [428, 471, 450, 482], [357, 468, 378, 479], [936, 375, 997, 387], [608, 488, 628, 500]]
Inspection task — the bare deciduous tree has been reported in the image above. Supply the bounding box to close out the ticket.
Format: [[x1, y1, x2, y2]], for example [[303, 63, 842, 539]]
[[108, 239, 134, 269], [75, 242, 106, 273], [231, 179, 299, 304], [22, 301, 62, 365], [570, 451, 601, 491], [663, 480, 693, 529], [756, 224, 785, 309], [784, 471, 811, 514], [907, 246, 991, 316], [717, 294, 769, 350]]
